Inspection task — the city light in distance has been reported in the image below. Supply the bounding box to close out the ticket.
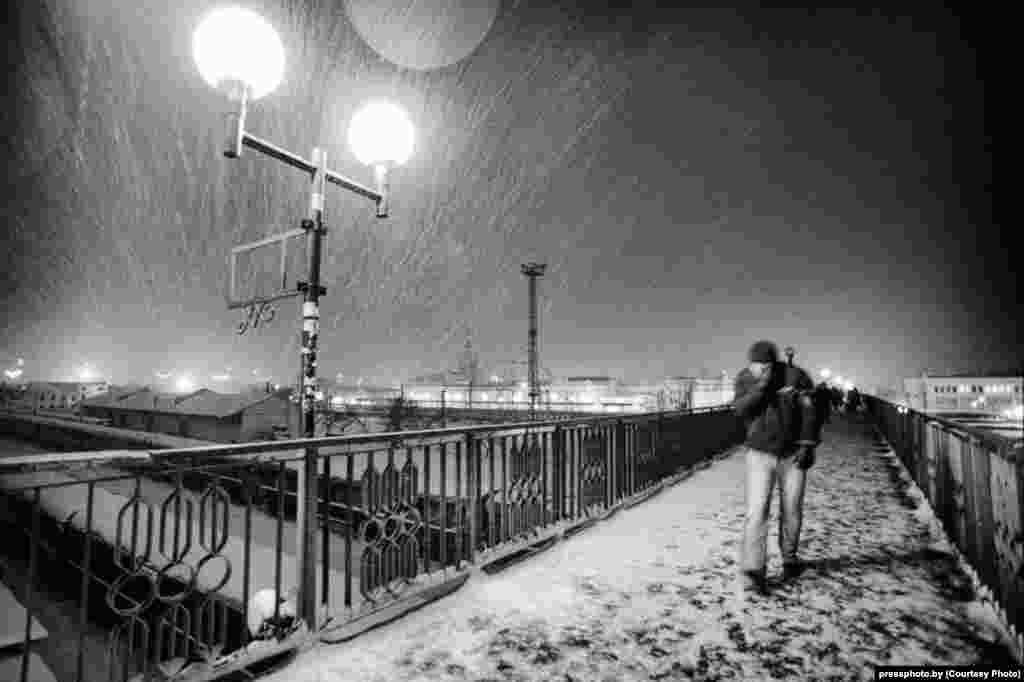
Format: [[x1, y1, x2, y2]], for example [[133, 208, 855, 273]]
[[820, 368, 832, 379], [175, 375, 196, 393]]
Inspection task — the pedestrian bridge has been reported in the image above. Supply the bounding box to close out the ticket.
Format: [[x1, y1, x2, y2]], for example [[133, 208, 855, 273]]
[[0, 401, 1020, 681]]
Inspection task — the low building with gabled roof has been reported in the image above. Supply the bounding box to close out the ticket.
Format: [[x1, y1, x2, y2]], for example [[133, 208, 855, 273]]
[[80, 387, 297, 443], [13, 381, 111, 412]]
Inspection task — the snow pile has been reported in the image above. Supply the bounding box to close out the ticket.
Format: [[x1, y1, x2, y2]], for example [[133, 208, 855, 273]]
[[261, 417, 1018, 681]]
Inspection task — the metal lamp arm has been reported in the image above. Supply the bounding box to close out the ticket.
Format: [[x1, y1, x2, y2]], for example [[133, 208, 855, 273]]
[[221, 94, 387, 210]]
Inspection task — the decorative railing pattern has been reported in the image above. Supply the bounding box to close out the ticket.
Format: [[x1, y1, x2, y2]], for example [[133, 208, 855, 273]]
[[0, 406, 743, 681], [864, 396, 1024, 654]]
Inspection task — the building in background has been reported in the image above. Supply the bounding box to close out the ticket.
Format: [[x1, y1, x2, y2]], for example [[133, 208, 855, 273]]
[[692, 372, 734, 408], [80, 387, 296, 442], [660, 373, 733, 410], [400, 372, 730, 414], [5, 381, 111, 412], [327, 384, 403, 408], [903, 372, 1023, 418]]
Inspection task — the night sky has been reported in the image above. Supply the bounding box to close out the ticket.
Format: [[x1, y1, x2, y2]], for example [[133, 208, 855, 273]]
[[1, 1, 1010, 391]]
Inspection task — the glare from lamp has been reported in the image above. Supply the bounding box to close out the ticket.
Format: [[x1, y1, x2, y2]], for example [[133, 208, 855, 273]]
[[193, 6, 285, 100], [347, 100, 415, 166], [176, 376, 196, 393]]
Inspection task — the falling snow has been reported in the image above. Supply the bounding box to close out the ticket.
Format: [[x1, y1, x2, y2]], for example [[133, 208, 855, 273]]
[[2, 2, 1010, 387]]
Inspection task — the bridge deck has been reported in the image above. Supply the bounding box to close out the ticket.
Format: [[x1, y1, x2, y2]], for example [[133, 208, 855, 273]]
[[262, 414, 1021, 681]]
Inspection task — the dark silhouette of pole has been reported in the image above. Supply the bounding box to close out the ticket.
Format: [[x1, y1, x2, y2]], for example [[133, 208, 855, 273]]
[[785, 346, 795, 367], [297, 147, 328, 627], [221, 116, 386, 630], [521, 263, 547, 420]]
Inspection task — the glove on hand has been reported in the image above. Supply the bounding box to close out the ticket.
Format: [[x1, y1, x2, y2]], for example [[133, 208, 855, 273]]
[[794, 445, 815, 470]]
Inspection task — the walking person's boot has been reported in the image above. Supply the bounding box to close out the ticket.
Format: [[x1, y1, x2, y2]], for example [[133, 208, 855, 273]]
[[782, 561, 807, 582], [740, 568, 768, 596]]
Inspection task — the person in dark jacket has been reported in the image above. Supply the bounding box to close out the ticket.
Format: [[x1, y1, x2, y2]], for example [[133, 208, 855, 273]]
[[733, 340, 821, 595], [830, 385, 843, 411], [814, 382, 832, 425], [847, 387, 862, 413]]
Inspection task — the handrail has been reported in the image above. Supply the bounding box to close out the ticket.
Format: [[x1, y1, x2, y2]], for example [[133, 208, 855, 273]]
[[0, 403, 748, 681], [863, 393, 1024, 659], [864, 396, 1021, 460], [0, 405, 735, 471]]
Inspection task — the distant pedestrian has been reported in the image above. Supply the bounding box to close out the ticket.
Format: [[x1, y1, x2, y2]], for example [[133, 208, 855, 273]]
[[814, 382, 832, 425], [733, 340, 822, 595], [847, 387, 862, 414]]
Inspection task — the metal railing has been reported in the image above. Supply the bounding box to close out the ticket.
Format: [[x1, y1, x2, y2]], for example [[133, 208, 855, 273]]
[[0, 406, 743, 681], [864, 395, 1024, 651]]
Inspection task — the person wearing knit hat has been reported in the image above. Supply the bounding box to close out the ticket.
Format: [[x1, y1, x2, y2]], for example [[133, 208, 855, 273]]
[[748, 340, 778, 364], [733, 339, 822, 596]]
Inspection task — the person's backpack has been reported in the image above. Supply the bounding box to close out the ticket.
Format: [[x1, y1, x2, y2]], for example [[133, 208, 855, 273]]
[[776, 367, 825, 447]]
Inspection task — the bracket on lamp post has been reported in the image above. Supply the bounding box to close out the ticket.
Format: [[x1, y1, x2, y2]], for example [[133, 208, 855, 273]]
[[220, 89, 389, 215]]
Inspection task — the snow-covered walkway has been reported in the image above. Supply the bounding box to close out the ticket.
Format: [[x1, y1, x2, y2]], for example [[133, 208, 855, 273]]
[[264, 414, 1019, 681]]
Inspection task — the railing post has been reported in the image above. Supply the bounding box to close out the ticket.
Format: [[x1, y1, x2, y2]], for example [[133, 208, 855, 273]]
[[552, 424, 563, 522], [296, 445, 318, 630], [466, 431, 478, 565], [21, 488, 41, 682], [655, 411, 663, 470], [615, 419, 626, 503], [604, 423, 613, 508]]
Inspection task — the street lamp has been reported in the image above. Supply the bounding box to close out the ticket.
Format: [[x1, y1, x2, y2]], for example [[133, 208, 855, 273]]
[[194, 6, 414, 631]]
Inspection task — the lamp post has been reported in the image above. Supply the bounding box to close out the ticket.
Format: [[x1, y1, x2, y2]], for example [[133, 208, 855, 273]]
[[193, 6, 415, 631], [521, 263, 546, 421]]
